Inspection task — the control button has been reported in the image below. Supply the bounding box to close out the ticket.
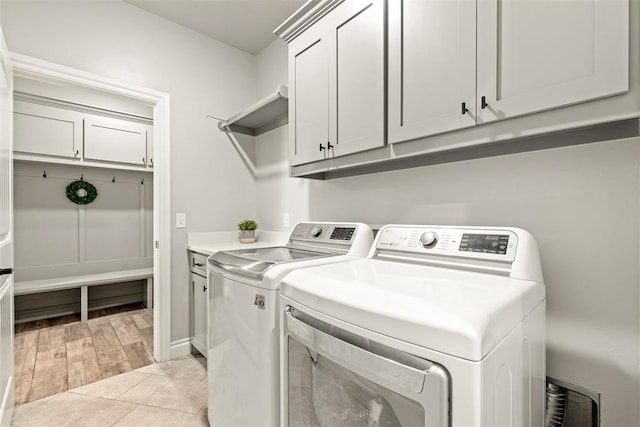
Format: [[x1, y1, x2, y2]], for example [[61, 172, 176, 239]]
[[310, 226, 323, 238], [419, 231, 438, 248]]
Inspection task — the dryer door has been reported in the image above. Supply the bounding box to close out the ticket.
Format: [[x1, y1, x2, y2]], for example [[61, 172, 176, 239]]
[[284, 307, 450, 427]]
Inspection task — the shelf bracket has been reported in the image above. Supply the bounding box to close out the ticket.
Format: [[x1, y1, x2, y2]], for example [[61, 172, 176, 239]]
[[222, 128, 257, 177]]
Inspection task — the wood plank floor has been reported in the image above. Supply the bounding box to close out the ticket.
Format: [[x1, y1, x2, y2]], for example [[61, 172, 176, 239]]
[[14, 303, 154, 406]]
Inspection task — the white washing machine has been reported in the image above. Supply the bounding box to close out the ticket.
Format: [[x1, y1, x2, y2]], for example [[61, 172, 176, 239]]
[[207, 222, 373, 427], [280, 225, 546, 426]]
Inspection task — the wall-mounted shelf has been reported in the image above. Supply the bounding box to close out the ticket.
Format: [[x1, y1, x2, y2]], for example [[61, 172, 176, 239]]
[[218, 85, 288, 136]]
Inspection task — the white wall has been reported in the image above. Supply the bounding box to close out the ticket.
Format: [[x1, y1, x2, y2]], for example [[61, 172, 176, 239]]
[[1, 0, 258, 343], [256, 39, 309, 232], [255, 38, 640, 426]]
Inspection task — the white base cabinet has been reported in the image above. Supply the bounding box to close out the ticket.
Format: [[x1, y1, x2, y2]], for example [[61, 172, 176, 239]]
[[189, 251, 208, 357]]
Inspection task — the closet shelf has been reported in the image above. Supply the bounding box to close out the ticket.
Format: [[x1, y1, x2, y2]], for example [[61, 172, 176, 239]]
[[218, 85, 288, 136]]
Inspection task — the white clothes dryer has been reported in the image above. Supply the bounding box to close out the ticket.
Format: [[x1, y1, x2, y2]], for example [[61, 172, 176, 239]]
[[280, 225, 546, 427], [207, 222, 373, 427]]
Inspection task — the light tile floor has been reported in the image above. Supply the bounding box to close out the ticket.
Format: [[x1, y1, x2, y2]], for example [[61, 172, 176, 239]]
[[11, 354, 210, 427]]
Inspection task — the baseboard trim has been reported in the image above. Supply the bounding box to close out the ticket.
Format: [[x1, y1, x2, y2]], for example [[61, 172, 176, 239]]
[[169, 338, 192, 359]]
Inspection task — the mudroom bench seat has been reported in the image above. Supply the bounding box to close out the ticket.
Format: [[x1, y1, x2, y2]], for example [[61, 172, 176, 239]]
[[14, 268, 154, 322]]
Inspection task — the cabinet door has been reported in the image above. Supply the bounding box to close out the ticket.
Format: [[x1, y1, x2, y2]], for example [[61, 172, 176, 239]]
[[388, 0, 476, 143], [84, 116, 148, 165], [329, 0, 385, 157], [192, 272, 208, 357], [289, 22, 330, 166], [14, 101, 82, 159], [477, 0, 629, 124]]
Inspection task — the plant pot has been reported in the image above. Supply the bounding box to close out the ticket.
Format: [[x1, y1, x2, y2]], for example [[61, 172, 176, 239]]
[[239, 229, 256, 243]]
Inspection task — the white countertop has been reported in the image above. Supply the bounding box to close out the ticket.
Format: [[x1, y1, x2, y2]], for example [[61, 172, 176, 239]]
[[187, 230, 289, 256]]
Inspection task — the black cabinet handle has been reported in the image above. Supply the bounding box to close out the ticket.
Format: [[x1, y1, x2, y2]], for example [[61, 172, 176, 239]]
[[193, 262, 204, 267], [0, 268, 12, 276], [481, 96, 488, 109], [75, 150, 79, 156], [203, 285, 207, 292], [461, 102, 469, 115], [319, 144, 325, 152], [327, 141, 334, 150]]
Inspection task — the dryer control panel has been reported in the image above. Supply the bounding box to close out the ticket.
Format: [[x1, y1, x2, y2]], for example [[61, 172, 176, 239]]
[[375, 226, 519, 263], [287, 222, 374, 256], [289, 223, 356, 242]]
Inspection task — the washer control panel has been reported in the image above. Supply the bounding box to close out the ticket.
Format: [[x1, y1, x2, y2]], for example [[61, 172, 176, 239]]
[[289, 223, 357, 244], [376, 226, 518, 262]]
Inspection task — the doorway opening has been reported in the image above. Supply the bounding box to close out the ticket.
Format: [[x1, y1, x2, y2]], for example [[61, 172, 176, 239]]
[[10, 54, 171, 404]]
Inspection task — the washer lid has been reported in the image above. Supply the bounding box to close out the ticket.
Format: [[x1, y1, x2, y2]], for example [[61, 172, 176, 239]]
[[208, 246, 335, 280], [280, 258, 545, 361]]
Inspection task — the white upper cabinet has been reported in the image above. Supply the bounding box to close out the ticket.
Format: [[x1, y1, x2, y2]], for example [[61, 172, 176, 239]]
[[331, 0, 385, 158], [289, 22, 330, 166], [476, 0, 629, 124], [389, 0, 629, 143], [14, 101, 82, 159], [84, 116, 149, 166], [287, 0, 385, 166], [388, 0, 477, 143], [14, 97, 153, 170]]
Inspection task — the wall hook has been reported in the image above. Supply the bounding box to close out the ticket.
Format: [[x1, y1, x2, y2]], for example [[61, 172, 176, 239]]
[[112, 176, 116, 183], [42, 170, 47, 178]]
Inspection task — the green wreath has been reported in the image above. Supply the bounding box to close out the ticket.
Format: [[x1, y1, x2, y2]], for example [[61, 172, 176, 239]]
[[66, 180, 98, 205]]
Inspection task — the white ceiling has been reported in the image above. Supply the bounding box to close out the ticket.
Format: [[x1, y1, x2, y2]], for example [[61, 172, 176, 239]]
[[125, 0, 307, 55]]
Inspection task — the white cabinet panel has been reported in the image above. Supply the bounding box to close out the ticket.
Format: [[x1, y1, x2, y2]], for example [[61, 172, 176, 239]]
[[14, 101, 81, 158], [477, 0, 629, 123], [84, 116, 148, 165], [333, 0, 385, 157], [14, 174, 79, 268], [388, 0, 476, 142], [191, 272, 207, 356], [85, 180, 141, 261], [290, 30, 329, 166], [288, 0, 384, 166]]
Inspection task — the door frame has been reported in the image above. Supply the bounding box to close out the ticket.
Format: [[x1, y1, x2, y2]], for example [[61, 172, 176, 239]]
[[10, 53, 172, 362]]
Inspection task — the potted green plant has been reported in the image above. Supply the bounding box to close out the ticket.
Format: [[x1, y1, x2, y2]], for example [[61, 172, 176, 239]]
[[238, 219, 258, 243]]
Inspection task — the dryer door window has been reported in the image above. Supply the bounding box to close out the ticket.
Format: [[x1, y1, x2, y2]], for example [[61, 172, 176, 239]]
[[284, 307, 450, 427]]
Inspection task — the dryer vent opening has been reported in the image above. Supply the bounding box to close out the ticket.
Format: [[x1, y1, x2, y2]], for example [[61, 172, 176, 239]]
[[546, 377, 600, 427]]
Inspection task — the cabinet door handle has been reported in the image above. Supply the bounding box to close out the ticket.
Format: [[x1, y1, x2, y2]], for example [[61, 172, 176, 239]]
[[193, 261, 204, 267], [327, 141, 334, 150], [150, 158, 154, 166], [319, 144, 325, 152], [75, 150, 79, 156], [0, 268, 13, 276], [143, 157, 146, 163], [481, 96, 488, 109], [461, 102, 469, 115], [203, 285, 207, 292]]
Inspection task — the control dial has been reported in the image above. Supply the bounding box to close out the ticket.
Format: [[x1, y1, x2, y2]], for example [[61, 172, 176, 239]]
[[419, 231, 438, 248], [310, 226, 323, 238]]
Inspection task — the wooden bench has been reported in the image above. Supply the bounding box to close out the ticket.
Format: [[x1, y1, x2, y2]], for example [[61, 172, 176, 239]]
[[14, 268, 153, 322]]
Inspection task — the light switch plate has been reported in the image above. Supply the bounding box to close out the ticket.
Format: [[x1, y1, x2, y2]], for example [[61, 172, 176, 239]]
[[176, 213, 187, 228]]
